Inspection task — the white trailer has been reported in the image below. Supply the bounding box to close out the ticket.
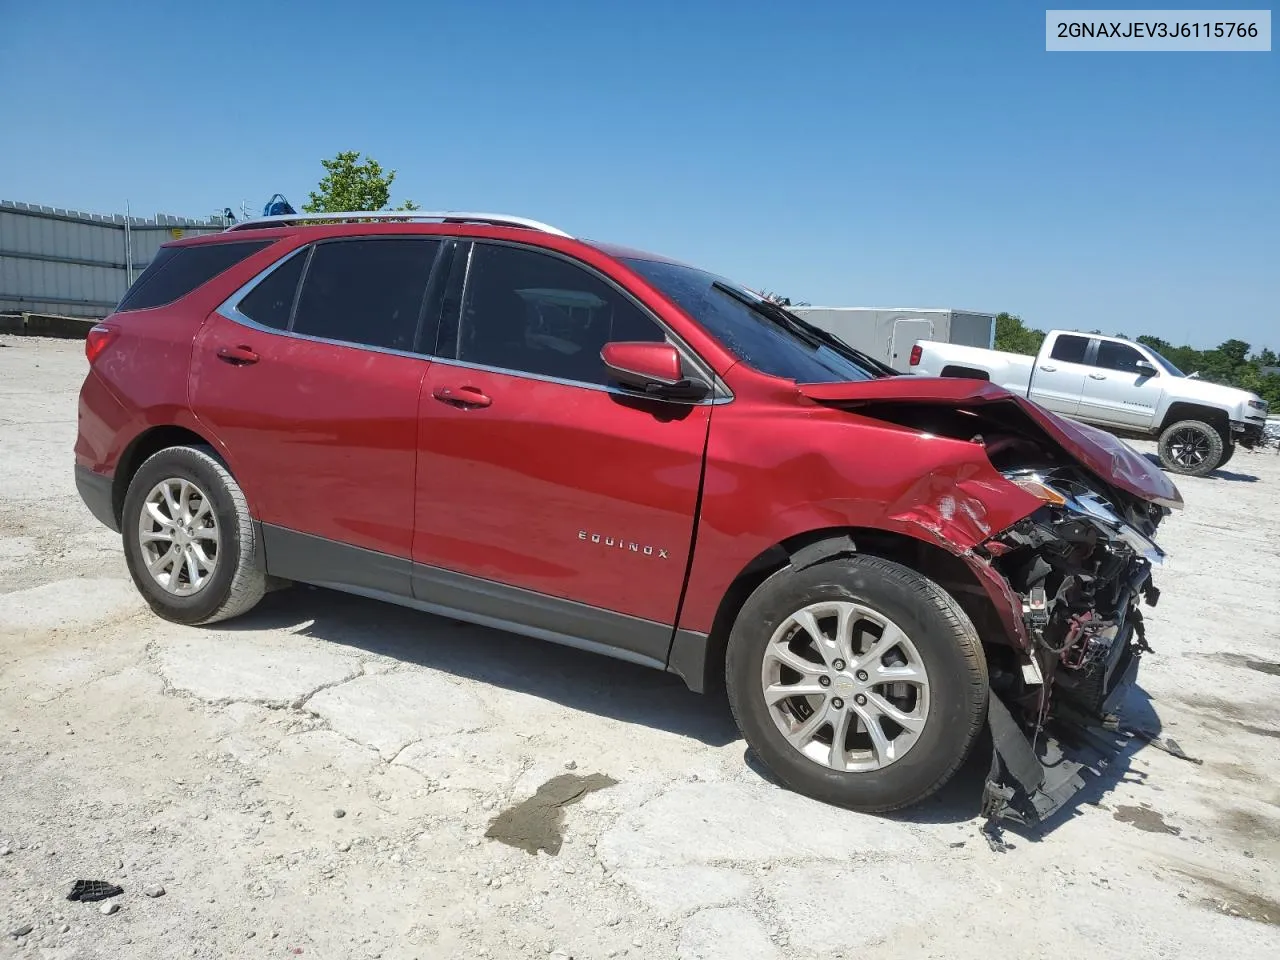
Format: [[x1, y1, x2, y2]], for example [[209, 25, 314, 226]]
[[789, 307, 996, 371]]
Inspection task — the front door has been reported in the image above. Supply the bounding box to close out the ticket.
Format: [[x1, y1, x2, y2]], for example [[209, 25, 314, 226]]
[[890, 318, 933, 370], [191, 237, 443, 567], [412, 241, 711, 663], [1078, 338, 1163, 429], [1028, 332, 1091, 416]]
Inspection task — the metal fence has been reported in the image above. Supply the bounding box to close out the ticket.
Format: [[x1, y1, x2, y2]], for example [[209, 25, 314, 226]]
[[0, 201, 230, 318]]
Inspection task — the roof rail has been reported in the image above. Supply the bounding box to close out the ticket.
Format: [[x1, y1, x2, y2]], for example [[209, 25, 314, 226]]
[[224, 210, 572, 237]]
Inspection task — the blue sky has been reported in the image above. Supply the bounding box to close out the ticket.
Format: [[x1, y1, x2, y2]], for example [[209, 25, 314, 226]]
[[1, 1, 1276, 349]]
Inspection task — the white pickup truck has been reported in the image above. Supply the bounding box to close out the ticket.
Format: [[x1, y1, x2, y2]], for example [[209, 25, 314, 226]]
[[908, 330, 1269, 476]]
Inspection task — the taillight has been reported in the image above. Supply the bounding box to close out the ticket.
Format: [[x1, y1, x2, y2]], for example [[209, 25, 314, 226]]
[[908, 344, 922, 366], [85, 324, 118, 364]]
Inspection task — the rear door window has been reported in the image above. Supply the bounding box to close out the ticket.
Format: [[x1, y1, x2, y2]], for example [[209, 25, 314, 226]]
[[117, 240, 270, 311], [291, 239, 441, 352], [1048, 334, 1089, 364]]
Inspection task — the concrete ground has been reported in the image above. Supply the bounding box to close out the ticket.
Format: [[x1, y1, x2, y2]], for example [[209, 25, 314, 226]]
[[2, 334, 1278, 960]]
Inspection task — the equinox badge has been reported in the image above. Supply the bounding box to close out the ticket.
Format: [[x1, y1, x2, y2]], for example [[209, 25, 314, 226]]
[[578, 530, 669, 559]]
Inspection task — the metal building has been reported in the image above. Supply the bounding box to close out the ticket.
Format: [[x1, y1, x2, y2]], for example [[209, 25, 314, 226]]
[[0, 201, 230, 318]]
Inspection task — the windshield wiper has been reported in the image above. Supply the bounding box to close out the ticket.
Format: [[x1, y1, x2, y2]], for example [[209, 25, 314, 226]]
[[711, 282, 895, 378]]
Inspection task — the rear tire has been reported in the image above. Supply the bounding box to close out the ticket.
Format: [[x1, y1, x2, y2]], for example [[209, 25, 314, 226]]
[[725, 554, 988, 813], [1157, 419, 1224, 477], [122, 445, 266, 625]]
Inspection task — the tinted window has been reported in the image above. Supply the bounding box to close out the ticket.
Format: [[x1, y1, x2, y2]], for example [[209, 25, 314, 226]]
[[622, 257, 876, 383], [118, 240, 269, 311], [237, 249, 307, 329], [452, 244, 665, 384], [1095, 340, 1145, 373], [293, 239, 439, 351], [1049, 334, 1089, 364]]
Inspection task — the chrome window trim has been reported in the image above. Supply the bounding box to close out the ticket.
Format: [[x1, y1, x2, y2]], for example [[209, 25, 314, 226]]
[[215, 239, 442, 362], [214, 236, 733, 404], [428, 355, 732, 405]]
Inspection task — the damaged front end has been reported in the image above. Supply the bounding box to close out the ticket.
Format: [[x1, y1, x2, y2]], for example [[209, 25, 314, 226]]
[[976, 468, 1168, 827], [797, 380, 1181, 827]]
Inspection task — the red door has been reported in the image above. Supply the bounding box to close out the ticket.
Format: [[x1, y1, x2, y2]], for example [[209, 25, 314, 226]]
[[190, 312, 428, 558], [189, 236, 442, 559], [413, 364, 709, 625]]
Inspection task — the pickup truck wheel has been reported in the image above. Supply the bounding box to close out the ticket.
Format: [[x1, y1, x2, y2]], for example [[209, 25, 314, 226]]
[[121, 445, 266, 625], [726, 555, 987, 813], [1157, 420, 1224, 477], [1216, 443, 1236, 468]]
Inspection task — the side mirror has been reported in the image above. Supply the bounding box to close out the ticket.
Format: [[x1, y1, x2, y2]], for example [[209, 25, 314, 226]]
[[1135, 359, 1158, 377], [601, 342, 710, 402]]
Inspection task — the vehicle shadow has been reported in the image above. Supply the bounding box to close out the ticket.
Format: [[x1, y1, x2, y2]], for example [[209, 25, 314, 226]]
[[1140, 452, 1258, 482], [220, 585, 741, 747]]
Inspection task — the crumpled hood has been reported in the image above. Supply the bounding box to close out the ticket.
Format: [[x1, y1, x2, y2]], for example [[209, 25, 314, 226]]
[[801, 378, 1183, 509]]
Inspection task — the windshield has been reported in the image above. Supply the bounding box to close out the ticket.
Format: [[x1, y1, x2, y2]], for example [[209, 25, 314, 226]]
[[621, 257, 878, 383], [1147, 348, 1186, 377]]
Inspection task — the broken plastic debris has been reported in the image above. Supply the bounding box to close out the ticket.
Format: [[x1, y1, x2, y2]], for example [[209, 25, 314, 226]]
[[66, 880, 124, 902]]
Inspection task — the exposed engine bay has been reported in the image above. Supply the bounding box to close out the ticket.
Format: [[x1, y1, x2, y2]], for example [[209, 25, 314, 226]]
[[977, 466, 1166, 825]]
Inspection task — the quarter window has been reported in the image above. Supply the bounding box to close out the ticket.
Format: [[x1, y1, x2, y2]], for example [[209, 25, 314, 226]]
[[1094, 340, 1145, 373], [1048, 334, 1089, 364], [117, 240, 270, 312], [292, 239, 440, 352], [237, 249, 307, 330], [450, 244, 665, 385]]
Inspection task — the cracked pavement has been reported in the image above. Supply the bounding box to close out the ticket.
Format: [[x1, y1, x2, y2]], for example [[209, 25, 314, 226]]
[[2, 335, 1279, 959]]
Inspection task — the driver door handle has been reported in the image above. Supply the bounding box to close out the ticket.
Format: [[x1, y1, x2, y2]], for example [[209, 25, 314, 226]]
[[432, 385, 492, 409], [1088, 373, 1107, 380], [1039, 365, 1057, 372], [216, 344, 260, 365]]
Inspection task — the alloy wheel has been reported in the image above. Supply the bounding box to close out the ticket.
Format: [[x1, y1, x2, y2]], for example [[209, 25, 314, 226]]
[[1168, 428, 1211, 467], [136, 478, 220, 596], [760, 600, 931, 772]]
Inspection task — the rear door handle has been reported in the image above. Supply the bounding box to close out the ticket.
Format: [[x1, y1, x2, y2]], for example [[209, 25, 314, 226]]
[[432, 385, 492, 409], [217, 344, 259, 365], [1039, 365, 1057, 372], [1088, 373, 1107, 380]]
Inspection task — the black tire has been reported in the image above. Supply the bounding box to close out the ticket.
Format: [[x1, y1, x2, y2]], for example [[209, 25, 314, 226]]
[[726, 554, 988, 813], [121, 445, 266, 625], [1216, 443, 1236, 468], [1157, 419, 1224, 477]]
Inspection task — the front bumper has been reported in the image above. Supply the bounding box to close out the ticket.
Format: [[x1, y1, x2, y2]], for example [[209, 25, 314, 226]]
[[75, 465, 119, 532], [1233, 419, 1266, 448]]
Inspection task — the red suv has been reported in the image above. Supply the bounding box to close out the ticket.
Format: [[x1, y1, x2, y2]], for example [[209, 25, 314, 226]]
[[75, 212, 1181, 824]]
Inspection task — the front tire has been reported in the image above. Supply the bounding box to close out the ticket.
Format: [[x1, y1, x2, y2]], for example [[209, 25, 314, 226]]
[[1157, 419, 1224, 477], [122, 445, 266, 625], [726, 554, 988, 813]]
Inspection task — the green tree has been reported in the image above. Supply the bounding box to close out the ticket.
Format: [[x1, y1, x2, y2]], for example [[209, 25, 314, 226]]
[[302, 151, 417, 213], [993, 312, 1045, 356]]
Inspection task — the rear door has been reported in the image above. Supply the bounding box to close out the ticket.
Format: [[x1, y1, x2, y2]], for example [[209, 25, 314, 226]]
[[890, 318, 933, 370], [191, 236, 445, 580], [1028, 332, 1091, 415], [411, 241, 712, 663], [1077, 338, 1163, 428]]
